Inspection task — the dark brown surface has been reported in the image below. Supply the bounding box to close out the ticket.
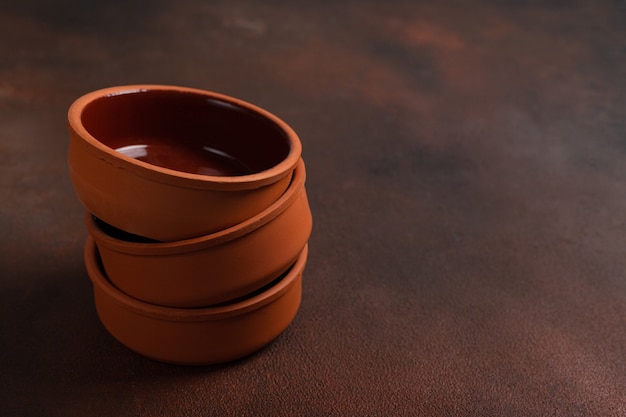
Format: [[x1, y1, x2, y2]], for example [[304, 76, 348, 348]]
[[1, 1, 625, 415]]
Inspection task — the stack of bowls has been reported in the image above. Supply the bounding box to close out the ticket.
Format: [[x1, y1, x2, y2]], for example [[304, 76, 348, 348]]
[[67, 85, 312, 365]]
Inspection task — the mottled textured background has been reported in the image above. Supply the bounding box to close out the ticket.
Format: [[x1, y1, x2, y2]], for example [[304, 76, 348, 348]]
[[1, 1, 625, 415]]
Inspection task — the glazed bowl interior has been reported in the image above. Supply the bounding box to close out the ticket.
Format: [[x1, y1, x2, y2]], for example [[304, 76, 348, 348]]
[[79, 88, 292, 176]]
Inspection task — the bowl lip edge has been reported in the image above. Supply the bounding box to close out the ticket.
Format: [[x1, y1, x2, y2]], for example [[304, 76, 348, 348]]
[[68, 84, 302, 191]]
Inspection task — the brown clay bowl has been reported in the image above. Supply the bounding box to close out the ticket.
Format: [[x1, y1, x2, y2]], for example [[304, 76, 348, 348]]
[[84, 237, 307, 365], [68, 84, 302, 241], [86, 159, 312, 308]]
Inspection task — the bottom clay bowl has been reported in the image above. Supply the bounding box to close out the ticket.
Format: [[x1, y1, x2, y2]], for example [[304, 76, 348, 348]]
[[84, 237, 307, 365]]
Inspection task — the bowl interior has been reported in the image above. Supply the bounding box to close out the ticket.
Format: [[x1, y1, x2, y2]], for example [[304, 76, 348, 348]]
[[80, 89, 292, 176]]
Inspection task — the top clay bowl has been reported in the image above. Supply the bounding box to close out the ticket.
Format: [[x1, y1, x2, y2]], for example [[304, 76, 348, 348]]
[[68, 85, 302, 241]]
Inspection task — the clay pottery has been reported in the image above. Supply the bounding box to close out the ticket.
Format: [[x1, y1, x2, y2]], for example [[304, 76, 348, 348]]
[[68, 84, 302, 241], [84, 237, 307, 365], [85, 159, 311, 308]]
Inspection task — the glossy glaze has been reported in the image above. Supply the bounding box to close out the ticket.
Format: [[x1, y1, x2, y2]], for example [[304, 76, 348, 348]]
[[115, 141, 254, 176], [80, 89, 289, 176]]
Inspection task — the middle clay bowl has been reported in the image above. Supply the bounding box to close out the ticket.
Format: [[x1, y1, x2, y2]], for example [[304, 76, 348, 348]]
[[68, 84, 302, 241], [86, 159, 312, 308], [85, 237, 308, 365]]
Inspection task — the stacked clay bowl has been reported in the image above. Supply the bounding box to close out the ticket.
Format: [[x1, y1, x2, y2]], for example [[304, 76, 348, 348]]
[[68, 85, 312, 365]]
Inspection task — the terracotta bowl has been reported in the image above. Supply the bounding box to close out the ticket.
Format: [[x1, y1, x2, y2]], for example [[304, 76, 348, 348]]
[[86, 159, 312, 308], [84, 237, 307, 365], [68, 84, 302, 241]]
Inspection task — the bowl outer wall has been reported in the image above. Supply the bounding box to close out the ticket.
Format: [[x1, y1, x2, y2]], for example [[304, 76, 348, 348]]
[[85, 160, 311, 307], [90, 188, 311, 307], [88, 158, 307, 255], [68, 130, 293, 242], [84, 238, 306, 365]]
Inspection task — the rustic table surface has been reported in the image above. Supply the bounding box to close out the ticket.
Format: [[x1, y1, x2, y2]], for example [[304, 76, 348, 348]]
[[1, 1, 625, 416]]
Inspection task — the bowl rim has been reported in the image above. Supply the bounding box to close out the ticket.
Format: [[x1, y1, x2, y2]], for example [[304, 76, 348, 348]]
[[85, 158, 307, 254], [84, 237, 307, 321], [68, 84, 302, 190]]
